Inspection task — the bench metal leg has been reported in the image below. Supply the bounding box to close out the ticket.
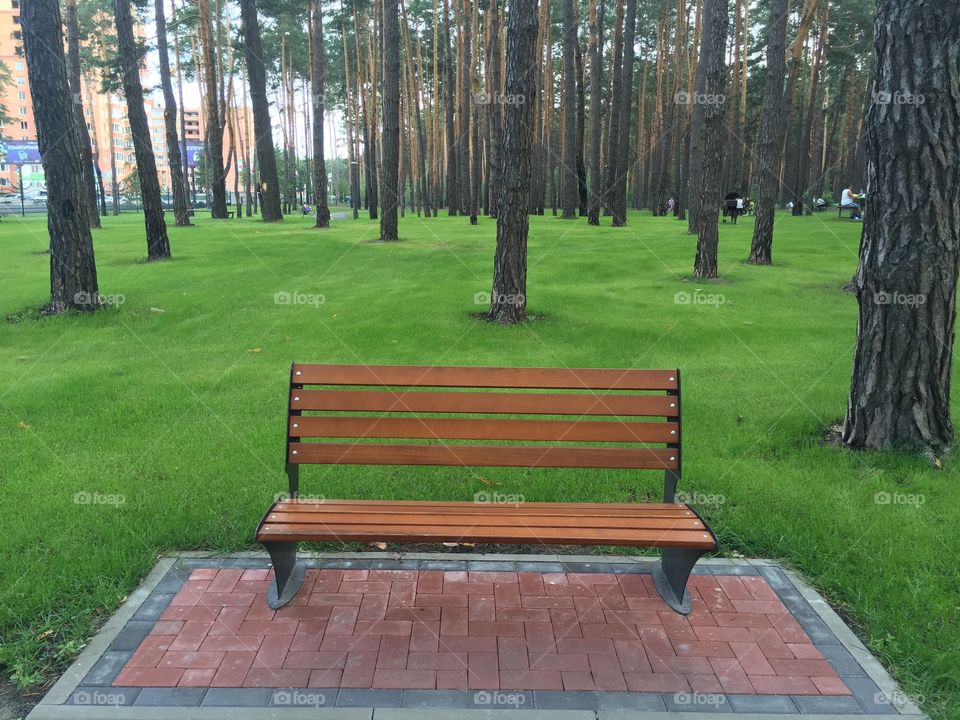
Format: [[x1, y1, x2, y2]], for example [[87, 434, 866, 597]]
[[262, 541, 305, 609], [653, 547, 706, 615]]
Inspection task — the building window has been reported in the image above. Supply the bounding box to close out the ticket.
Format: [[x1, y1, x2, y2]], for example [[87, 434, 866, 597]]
[[17, 91, 24, 100], [14, 61, 23, 71], [14, 46, 23, 56], [16, 76, 24, 86], [13, 15, 21, 23], [116, 152, 124, 161], [19, 121, 28, 130], [13, 31, 21, 40], [0, 164, 7, 172], [12, 0, 19, 7], [18, 106, 26, 115]]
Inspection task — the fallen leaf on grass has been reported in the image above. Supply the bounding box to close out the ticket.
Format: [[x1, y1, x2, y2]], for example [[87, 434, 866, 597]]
[[149, 307, 165, 314], [442, 542, 476, 548], [247, 347, 263, 353], [17, 421, 31, 430]]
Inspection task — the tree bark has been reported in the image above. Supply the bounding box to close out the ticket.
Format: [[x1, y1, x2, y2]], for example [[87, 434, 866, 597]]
[[380, 0, 400, 240], [241, 0, 282, 221], [575, 41, 588, 216], [601, 0, 624, 216], [310, 0, 330, 227], [457, 0, 473, 218], [23, 0, 100, 312], [487, 0, 539, 324], [747, 0, 788, 265], [65, 0, 100, 229], [154, 0, 191, 227], [586, 0, 604, 225], [115, 0, 170, 260], [197, 0, 227, 217], [843, 0, 960, 454], [692, 0, 729, 279], [560, 0, 579, 218], [610, 0, 637, 226], [442, 0, 458, 214]]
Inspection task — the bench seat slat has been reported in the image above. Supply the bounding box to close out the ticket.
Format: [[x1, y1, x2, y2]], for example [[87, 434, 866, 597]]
[[293, 363, 678, 390], [290, 390, 678, 417], [265, 511, 704, 531], [288, 442, 678, 469], [290, 417, 679, 443], [258, 523, 714, 548], [273, 500, 695, 517]]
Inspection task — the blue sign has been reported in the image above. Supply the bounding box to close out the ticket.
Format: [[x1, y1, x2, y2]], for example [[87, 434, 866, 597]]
[[180, 140, 204, 167], [1, 140, 41, 164]]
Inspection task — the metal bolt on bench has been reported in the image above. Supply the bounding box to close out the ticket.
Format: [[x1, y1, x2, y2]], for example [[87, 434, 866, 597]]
[[257, 363, 719, 614]]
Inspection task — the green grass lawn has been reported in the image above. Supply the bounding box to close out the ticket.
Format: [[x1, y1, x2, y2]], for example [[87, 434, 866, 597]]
[[0, 209, 956, 717]]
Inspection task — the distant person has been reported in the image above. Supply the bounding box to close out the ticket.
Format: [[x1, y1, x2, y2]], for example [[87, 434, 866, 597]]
[[302, 204, 312, 216], [841, 185, 864, 220], [815, 196, 826, 211], [723, 190, 744, 224], [667, 197, 675, 214]]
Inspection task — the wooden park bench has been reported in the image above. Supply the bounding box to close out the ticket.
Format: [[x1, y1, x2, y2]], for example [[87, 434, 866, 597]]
[[256, 363, 718, 614]]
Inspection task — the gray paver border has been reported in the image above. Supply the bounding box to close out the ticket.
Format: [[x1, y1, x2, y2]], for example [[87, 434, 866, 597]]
[[27, 552, 929, 720]]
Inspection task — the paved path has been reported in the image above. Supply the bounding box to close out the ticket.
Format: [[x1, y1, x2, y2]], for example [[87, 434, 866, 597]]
[[26, 553, 926, 719]]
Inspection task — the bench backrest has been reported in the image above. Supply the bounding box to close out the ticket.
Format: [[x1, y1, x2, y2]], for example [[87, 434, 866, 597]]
[[284, 363, 683, 501]]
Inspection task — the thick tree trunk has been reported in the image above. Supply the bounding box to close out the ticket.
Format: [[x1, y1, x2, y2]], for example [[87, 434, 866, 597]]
[[241, 0, 282, 221], [442, 0, 458, 214], [560, 0, 578, 218], [197, 0, 227, 217], [486, 0, 502, 217], [380, 0, 400, 240], [458, 0, 473, 218], [115, 0, 170, 260], [586, 0, 603, 225], [310, 0, 330, 228], [23, 0, 100, 312], [487, 0, 539, 324], [155, 0, 191, 227], [843, 0, 960, 453], [575, 42, 588, 216], [692, 0, 728, 279], [65, 0, 100, 229], [610, 0, 637, 226], [601, 0, 624, 216], [747, 0, 788, 265]]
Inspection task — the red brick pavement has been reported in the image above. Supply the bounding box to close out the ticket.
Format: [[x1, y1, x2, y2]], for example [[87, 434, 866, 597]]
[[113, 568, 851, 694]]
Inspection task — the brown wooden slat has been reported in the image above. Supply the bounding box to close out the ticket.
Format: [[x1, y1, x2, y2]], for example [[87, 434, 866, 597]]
[[290, 390, 678, 417], [292, 364, 678, 390], [287, 442, 679, 469], [264, 511, 704, 531], [289, 416, 678, 443], [257, 523, 715, 548], [273, 500, 695, 517]]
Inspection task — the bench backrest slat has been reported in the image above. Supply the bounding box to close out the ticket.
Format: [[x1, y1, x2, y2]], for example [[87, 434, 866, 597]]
[[285, 363, 682, 489]]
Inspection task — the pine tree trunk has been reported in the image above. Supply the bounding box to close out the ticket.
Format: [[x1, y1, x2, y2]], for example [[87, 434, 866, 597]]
[[115, 0, 170, 259], [486, 0, 502, 217], [575, 42, 588, 216], [560, 0, 579, 218], [241, 0, 282, 220], [610, 0, 637, 227], [692, 0, 728, 278], [458, 0, 473, 218], [154, 0, 191, 227], [23, 0, 100, 312], [197, 0, 227, 217], [310, 0, 330, 228], [747, 0, 788, 265], [601, 0, 624, 216], [380, 0, 400, 240], [442, 0, 458, 214], [65, 0, 100, 229], [586, 0, 604, 225], [487, 0, 539, 324], [843, 0, 960, 453]]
